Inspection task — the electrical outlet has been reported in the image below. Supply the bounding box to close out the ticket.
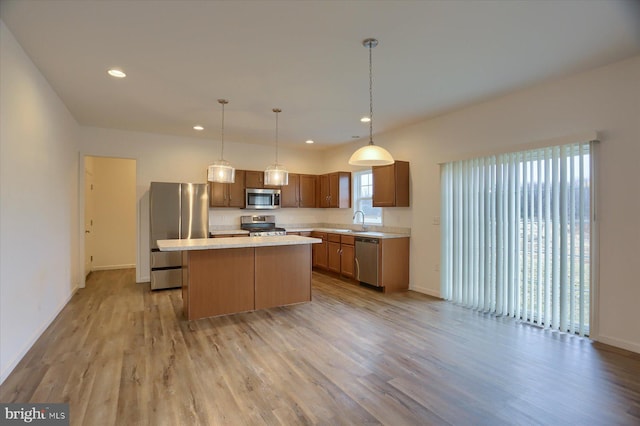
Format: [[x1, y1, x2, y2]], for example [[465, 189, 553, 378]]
[[434, 263, 439, 271], [432, 217, 440, 225]]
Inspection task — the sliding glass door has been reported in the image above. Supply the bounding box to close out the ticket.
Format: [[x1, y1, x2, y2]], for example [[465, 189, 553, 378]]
[[441, 141, 594, 336]]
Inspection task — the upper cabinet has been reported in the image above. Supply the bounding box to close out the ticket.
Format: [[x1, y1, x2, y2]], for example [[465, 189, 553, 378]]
[[372, 161, 410, 207], [210, 170, 246, 208], [318, 172, 351, 208], [281, 174, 317, 208], [245, 170, 280, 189]]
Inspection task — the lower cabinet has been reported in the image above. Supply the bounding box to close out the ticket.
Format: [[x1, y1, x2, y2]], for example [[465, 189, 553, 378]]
[[340, 235, 355, 279], [327, 234, 341, 273], [311, 232, 328, 269], [312, 233, 410, 292], [314, 232, 355, 279]]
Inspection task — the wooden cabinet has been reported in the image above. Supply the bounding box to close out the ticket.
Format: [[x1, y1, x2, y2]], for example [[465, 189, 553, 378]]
[[287, 231, 312, 236], [318, 172, 351, 208], [299, 175, 317, 208], [209, 170, 245, 207], [281, 173, 299, 207], [378, 237, 410, 292], [327, 234, 341, 273], [372, 161, 410, 207], [312, 232, 409, 291], [272, 173, 317, 208], [315, 232, 355, 279], [340, 235, 355, 279], [311, 232, 328, 269], [245, 170, 280, 189]]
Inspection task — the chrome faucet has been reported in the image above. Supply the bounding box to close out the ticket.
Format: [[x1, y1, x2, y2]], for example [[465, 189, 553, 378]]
[[353, 210, 367, 231]]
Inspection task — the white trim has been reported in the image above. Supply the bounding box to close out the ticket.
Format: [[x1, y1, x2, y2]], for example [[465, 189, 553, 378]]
[[91, 264, 136, 271], [594, 335, 640, 355], [437, 131, 599, 164], [138, 275, 150, 283], [589, 141, 600, 341], [410, 284, 441, 298], [0, 285, 79, 384]]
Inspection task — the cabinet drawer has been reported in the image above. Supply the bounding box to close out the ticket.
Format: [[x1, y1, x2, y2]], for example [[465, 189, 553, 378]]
[[311, 232, 327, 240], [341, 235, 355, 245], [151, 250, 182, 268], [328, 233, 341, 243]]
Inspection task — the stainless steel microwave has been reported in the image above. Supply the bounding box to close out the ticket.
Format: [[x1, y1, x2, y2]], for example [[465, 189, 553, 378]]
[[245, 188, 281, 209]]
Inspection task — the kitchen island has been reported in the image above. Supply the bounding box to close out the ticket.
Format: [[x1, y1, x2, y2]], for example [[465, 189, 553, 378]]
[[157, 236, 321, 320]]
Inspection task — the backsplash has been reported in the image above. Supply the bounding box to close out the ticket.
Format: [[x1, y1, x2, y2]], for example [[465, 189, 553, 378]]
[[208, 208, 410, 235]]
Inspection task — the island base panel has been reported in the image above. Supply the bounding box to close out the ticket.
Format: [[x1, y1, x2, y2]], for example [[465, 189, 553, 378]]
[[255, 245, 312, 310], [184, 247, 255, 320]]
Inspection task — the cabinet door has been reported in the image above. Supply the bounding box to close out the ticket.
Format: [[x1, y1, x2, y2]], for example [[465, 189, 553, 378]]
[[328, 173, 339, 208], [319, 174, 330, 208], [327, 172, 351, 208], [372, 161, 409, 207], [299, 175, 316, 208], [340, 243, 355, 279], [281, 173, 299, 207], [372, 164, 396, 207], [327, 241, 341, 273], [209, 182, 227, 207], [311, 232, 328, 269], [227, 170, 246, 208], [245, 171, 263, 188]]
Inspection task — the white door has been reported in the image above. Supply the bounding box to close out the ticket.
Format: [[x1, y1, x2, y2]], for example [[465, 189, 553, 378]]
[[84, 167, 94, 277]]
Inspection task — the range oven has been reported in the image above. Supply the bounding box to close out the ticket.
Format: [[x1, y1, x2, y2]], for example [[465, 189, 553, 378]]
[[246, 188, 281, 210], [240, 215, 286, 236]]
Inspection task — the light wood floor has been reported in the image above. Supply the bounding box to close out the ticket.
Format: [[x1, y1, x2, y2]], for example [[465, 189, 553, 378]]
[[2, 269, 640, 425]]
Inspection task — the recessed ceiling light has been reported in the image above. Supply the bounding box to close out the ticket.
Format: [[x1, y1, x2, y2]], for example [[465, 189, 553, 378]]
[[305, 140, 314, 144], [193, 125, 204, 131], [352, 136, 360, 139], [360, 116, 371, 123], [107, 68, 126, 78]]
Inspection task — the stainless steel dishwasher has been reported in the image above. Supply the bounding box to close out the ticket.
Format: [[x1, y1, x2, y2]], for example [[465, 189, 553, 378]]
[[355, 237, 380, 287]]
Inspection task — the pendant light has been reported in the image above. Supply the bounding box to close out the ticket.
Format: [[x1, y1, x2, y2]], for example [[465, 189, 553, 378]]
[[349, 38, 394, 166], [264, 108, 289, 186], [207, 99, 236, 183]]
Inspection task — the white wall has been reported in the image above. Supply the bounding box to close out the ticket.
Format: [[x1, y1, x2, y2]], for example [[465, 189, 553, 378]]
[[91, 157, 136, 270], [78, 127, 327, 282], [327, 55, 640, 353], [0, 21, 79, 382]]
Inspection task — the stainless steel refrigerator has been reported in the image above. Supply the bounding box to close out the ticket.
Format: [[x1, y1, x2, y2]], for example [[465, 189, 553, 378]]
[[149, 182, 209, 290]]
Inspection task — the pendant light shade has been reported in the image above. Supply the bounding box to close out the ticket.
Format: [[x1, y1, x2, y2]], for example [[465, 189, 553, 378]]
[[207, 99, 235, 183], [264, 108, 288, 186], [348, 144, 394, 166], [348, 38, 394, 167]]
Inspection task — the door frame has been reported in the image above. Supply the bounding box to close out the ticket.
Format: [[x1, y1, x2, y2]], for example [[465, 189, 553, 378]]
[[78, 154, 138, 288]]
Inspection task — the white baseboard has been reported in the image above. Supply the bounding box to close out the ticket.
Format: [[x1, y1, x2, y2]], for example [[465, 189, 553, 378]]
[[138, 275, 150, 283], [0, 285, 79, 385], [409, 284, 441, 299], [91, 264, 135, 271], [594, 334, 640, 355]]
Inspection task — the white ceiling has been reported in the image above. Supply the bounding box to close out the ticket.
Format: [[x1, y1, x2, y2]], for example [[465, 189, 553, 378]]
[[2, 0, 639, 150]]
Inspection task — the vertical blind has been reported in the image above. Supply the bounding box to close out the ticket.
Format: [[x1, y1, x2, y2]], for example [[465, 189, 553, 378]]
[[441, 142, 593, 336]]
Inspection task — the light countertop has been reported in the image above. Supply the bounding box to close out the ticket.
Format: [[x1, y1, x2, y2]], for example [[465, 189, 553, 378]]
[[158, 235, 322, 251], [209, 229, 249, 236], [292, 227, 410, 239]]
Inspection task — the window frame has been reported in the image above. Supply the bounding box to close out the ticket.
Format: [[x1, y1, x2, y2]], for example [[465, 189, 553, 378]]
[[352, 169, 383, 226]]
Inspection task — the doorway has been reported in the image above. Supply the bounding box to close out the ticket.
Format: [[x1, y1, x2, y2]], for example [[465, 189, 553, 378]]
[[83, 156, 136, 282]]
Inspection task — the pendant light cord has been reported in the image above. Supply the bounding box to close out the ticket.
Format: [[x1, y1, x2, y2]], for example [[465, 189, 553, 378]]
[[368, 41, 373, 146], [218, 99, 228, 160], [273, 108, 281, 164]]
